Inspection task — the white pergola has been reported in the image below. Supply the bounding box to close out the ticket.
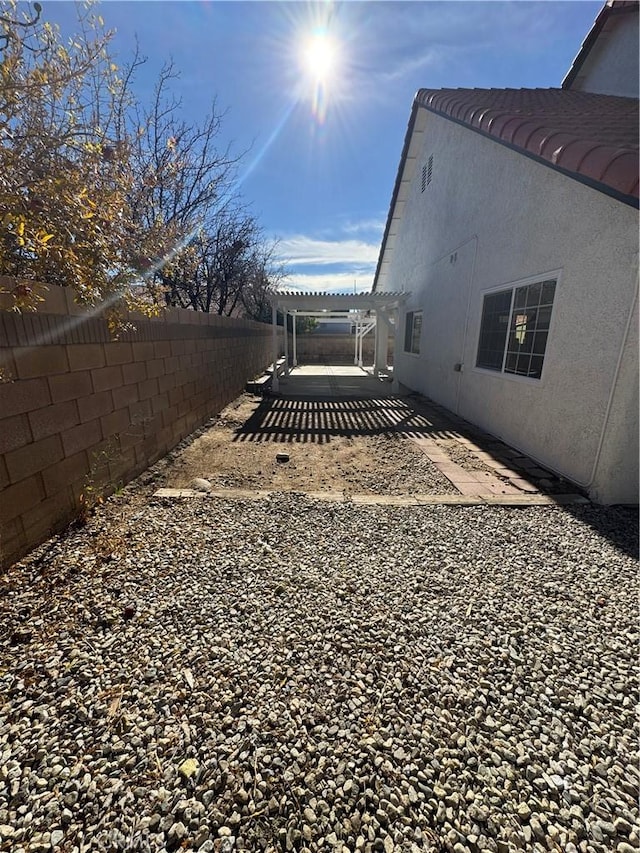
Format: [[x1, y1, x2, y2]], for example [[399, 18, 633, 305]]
[[270, 291, 409, 393]]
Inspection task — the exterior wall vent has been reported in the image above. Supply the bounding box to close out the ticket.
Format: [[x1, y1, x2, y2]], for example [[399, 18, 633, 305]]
[[421, 155, 434, 192]]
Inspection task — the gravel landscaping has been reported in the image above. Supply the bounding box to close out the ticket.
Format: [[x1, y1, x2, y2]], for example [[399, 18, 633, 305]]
[[0, 491, 637, 853], [162, 395, 459, 497]]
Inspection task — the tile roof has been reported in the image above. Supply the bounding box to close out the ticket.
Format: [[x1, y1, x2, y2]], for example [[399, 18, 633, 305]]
[[416, 87, 639, 200], [373, 86, 638, 292]]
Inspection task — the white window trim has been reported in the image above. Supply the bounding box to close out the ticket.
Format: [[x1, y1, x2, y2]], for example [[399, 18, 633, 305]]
[[404, 309, 423, 357], [472, 269, 562, 385]]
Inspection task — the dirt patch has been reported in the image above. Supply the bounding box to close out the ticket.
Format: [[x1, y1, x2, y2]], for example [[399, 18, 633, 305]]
[[160, 394, 458, 496]]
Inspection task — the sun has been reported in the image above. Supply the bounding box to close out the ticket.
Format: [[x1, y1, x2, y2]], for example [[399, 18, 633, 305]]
[[300, 30, 339, 84]]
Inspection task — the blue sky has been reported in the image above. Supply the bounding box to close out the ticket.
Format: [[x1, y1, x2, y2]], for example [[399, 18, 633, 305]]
[[46, 1, 601, 293]]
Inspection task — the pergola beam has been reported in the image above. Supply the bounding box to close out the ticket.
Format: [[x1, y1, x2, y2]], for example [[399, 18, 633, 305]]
[[272, 291, 407, 312]]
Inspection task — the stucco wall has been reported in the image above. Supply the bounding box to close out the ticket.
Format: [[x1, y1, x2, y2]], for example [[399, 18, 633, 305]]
[[0, 282, 275, 566], [570, 12, 639, 98], [388, 112, 638, 503]]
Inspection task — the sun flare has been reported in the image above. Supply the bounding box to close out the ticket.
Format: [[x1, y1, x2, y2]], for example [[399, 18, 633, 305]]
[[301, 31, 339, 84]]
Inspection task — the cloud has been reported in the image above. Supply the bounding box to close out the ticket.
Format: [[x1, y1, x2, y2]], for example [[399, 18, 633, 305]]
[[374, 48, 444, 85], [277, 234, 379, 267], [274, 222, 384, 293], [340, 217, 386, 237], [349, 1, 566, 94]]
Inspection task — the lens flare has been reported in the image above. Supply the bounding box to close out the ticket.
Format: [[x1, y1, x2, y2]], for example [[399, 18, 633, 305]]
[[302, 31, 337, 84], [296, 25, 343, 125]]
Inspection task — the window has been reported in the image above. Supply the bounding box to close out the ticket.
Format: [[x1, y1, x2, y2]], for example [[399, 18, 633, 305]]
[[404, 310, 422, 355], [476, 279, 556, 379]]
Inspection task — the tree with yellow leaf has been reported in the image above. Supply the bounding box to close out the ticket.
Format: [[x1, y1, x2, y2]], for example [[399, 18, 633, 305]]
[[0, 1, 285, 325], [0, 1, 166, 317]]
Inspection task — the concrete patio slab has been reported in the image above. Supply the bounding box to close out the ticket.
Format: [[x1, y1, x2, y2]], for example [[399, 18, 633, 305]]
[[276, 364, 395, 399]]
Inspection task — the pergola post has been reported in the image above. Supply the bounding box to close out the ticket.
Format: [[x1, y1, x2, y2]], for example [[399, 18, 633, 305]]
[[272, 302, 279, 392], [292, 312, 298, 367], [374, 309, 389, 376], [392, 307, 402, 393], [283, 310, 289, 375], [269, 293, 409, 384]]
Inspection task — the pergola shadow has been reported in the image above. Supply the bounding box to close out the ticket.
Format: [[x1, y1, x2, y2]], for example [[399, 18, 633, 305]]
[[232, 396, 461, 444]]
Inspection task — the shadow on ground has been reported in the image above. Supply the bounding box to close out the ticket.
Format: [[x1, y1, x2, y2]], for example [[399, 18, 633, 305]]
[[561, 503, 639, 560], [232, 396, 460, 444], [229, 392, 638, 560]]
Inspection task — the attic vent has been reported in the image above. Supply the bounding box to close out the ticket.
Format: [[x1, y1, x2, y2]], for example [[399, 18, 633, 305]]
[[421, 155, 434, 192]]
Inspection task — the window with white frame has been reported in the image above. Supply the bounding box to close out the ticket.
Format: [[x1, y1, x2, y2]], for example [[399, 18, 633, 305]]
[[476, 278, 556, 379], [404, 310, 422, 355]]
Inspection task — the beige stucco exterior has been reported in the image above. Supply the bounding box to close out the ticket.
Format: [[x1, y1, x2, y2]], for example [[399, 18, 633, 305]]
[[567, 9, 639, 98], [387, 112, 639, 503]]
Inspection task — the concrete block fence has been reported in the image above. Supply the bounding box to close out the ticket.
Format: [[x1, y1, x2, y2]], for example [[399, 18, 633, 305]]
[[0, 280, 275, 567], [295, 333, 395, 365]]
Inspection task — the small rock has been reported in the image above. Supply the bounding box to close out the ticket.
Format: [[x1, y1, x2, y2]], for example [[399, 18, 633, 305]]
[[178, 758, 199, 780], [168, 822, 187, 844], [468, 804, 490, 823], [191, 478, 213, 492]]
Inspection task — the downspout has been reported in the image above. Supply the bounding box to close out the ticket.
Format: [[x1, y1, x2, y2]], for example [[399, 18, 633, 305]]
[[582, 271, 638, 492], [505, 271, 638, 492]]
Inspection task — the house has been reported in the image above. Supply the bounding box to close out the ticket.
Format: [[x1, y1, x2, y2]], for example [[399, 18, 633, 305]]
[[373, 1, 639, 504]]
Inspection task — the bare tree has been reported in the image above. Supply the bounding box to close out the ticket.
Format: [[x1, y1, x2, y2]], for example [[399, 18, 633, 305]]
[[239, 241, 287, 323], [162, 211, 285, 318], [127, 63, 241, 243]]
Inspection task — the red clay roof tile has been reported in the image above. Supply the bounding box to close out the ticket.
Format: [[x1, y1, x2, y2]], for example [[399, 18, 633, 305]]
[[416, 87, 639, 199]]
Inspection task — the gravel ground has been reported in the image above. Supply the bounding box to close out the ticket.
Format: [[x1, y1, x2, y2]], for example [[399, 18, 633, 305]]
[[0, 492, 637, 853], [163, 397, 458, 497]]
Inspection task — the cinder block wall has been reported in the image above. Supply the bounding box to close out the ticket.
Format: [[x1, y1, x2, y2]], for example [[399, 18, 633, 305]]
[[295, 333, 395, 365], [0, 280, 275, 567]]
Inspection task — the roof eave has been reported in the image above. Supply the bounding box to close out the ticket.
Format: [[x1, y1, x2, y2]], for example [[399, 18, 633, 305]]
[[562, 1, 638, 90], [418, 100, 639, 209], [372, 94, 426, 293]]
